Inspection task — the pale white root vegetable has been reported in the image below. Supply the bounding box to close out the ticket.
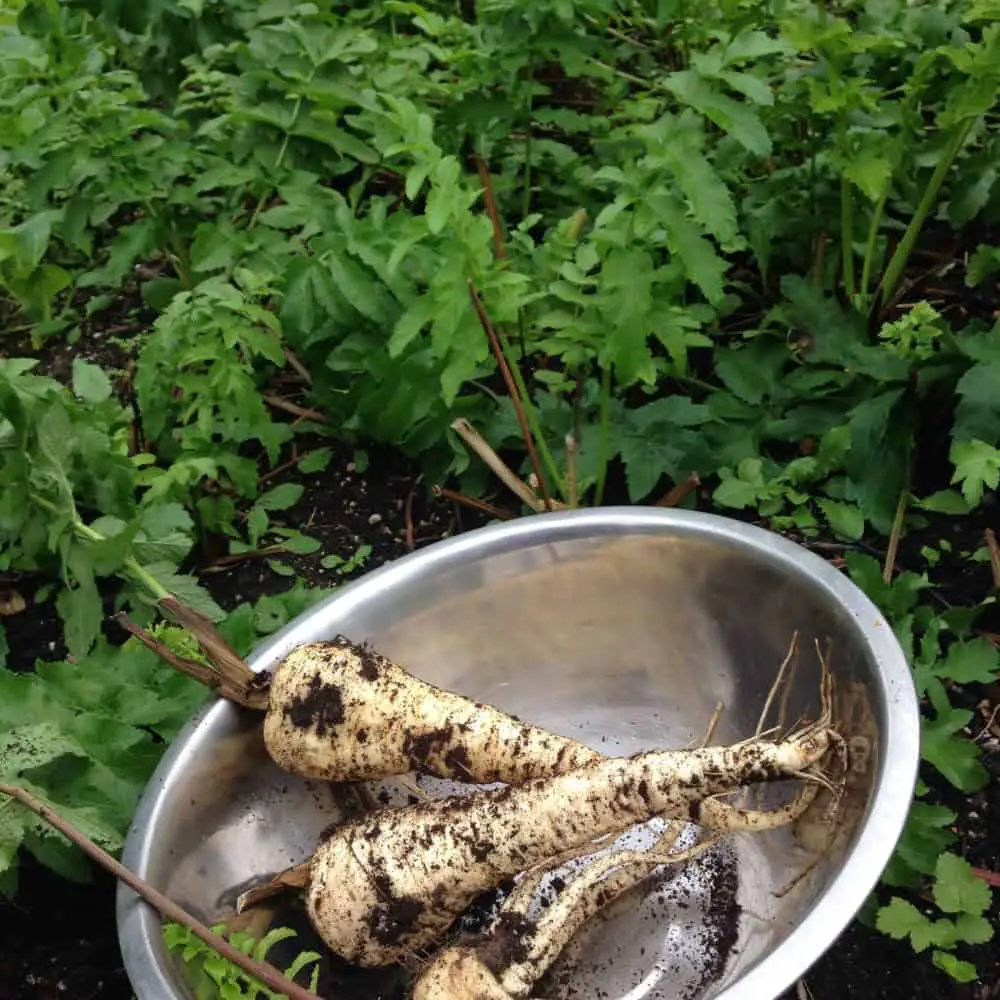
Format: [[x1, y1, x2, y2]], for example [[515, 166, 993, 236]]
[[410, 784, 822, 1000], [261, 638, 604, 784], [122, 618, 604, 786], [303, 715, 836, 967]]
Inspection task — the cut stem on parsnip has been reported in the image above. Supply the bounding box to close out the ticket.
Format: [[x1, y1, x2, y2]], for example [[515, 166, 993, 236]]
[[120, 615, 603, 787]]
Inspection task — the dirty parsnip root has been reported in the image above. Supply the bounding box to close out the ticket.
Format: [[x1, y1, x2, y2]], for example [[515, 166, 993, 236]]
[[261, 639, 603, 785], [304, 711, 836, 967], [121, 612, 602, 785], [411, 817, 708, 1000], [409, 781, 825, 1000]]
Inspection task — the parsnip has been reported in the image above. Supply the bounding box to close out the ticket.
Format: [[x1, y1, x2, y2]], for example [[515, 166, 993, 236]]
[[261, 639, 603, 785], [122, 617, 603, 786], [304, 718, 835, 966], [410, 784, 822, 1000]]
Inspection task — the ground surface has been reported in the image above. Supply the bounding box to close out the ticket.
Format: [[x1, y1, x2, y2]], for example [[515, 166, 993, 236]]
[[1, 323, 999, 1000]]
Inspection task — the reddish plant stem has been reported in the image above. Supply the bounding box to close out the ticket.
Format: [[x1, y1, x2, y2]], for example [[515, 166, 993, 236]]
[[475, 154, 507, 259], [655, 472, 701, 508], [467, 279, 552, 511], [433, 486, 514, 521], [0, 783, 320, 1000]]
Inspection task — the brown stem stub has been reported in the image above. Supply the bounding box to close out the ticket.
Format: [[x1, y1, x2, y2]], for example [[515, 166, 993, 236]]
[[237, 859, 314, 914], [116, 605, 269, 711]]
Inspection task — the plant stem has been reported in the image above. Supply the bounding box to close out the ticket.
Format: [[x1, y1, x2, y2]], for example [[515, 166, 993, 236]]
[[841, 174, 855, 298], [883, 481, 910, 584], [249, 94, 306, 230], [594, 364, 613, 506], [30, 494, 171, 601], [522, 95, 534, 220], [468, 280, 563, 503], [880, 117, 976, 303], [0, 783, 320, 1000], [860, 190, 888, 301]]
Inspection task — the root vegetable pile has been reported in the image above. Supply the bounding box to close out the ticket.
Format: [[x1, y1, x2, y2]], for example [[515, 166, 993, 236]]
[[128, 611, 850, 1000]]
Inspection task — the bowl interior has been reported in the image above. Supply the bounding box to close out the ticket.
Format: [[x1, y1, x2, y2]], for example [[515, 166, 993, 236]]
[[118, 512, 914, 1000]]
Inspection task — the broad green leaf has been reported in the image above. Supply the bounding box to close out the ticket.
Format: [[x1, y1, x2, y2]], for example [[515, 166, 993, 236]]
[[0, 723, 88, 779], [886, 802, 956, 883], [934, 853, 993, 916], [940, 639, 1000, 686], [921, 708, 989, 793], [817, 499, 864, 540], [257, 483, 304, 512], [72, 359, 112, 403], [917, 490, 971, 515], [56, 578, 102, 662], [298, 448, 333, 474], [932, 951, 979, 984], [847, 390, 912, 532]]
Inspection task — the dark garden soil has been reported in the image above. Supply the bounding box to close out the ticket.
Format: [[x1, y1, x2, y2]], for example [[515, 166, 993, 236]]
[[2, 316, 1000, 1000]]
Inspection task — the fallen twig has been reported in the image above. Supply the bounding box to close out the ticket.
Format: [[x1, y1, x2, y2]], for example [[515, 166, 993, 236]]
[[263, 394, 327, 423], [200, 548, 291, 573], [450, 418, 554, 513], [0, 783, 321, 1000], [433, 485, 515, 521], [283, 348, 313, 386]]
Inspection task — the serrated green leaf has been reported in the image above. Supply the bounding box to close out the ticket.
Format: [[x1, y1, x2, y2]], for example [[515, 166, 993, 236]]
[[140, 564, 226, 621], [817, 499, 864, 540], [940, 639, 1000, 686], [56, 578, 102, 662], [953, 912, 994, 946], [664, 71, 771, 154], [934, 853, 993, 916], [932, 950, 979, 983], [950, 440, 1000, 506], [876, 897, 931, 946], [298, 448, 333, 474], [256, 483, 304, 512]]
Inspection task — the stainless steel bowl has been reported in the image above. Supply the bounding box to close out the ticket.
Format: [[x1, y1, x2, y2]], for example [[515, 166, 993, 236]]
[[117, 507, 919, 1000]]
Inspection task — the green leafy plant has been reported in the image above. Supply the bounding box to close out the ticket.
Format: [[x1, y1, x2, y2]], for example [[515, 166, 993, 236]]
[[163, 921, 322, 1000], [0, 582, 330, 894]]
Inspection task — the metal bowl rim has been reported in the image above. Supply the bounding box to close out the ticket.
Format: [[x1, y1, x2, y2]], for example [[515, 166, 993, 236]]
[[116, 506, 920, 1000]]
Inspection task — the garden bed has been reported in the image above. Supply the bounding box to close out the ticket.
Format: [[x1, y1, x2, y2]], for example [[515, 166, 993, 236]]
[[2, 1, 1000, 998]]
